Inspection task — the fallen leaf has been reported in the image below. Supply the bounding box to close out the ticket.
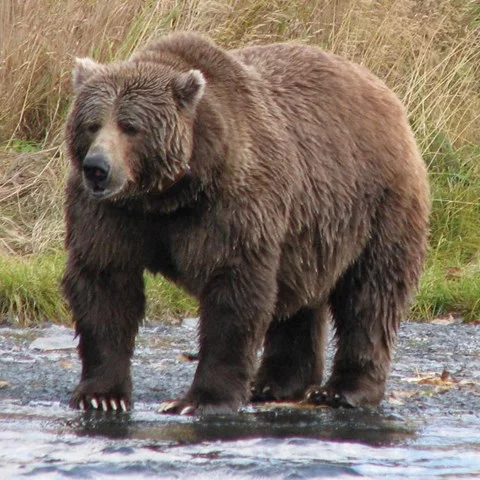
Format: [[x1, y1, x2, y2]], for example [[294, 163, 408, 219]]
[[402, 369, 458, 387], [431, 316, 457, 325], [390, 390, 416, 398], [440, 369, 454, 382], [176, 352, 199, 362], [59, 360, 74, 369]]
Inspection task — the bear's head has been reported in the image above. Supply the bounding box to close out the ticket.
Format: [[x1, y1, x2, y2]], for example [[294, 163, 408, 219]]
[[65, 57, 206, 201]]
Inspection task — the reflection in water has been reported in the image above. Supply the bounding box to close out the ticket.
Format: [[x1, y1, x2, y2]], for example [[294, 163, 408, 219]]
[[69, 410, 134, 439], [1, 404, 479, 479], [68, 405, 416, 447]]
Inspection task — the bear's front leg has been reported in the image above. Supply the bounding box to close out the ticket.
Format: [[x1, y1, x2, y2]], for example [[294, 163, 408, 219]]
[[158, 265, 276, 415], [63, 255, 145, 412]]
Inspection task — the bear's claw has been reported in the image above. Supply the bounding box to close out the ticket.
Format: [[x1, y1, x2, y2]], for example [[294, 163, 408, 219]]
[[157, 400, 195, 416], [157, 399, 237, 416], [250, 385, 275, 403], [74, 396, 129, 412], [304, 386, 354, 408]]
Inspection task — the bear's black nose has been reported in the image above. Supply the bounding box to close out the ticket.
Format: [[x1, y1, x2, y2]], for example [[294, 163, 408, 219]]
[[82, 154, 110, 188]]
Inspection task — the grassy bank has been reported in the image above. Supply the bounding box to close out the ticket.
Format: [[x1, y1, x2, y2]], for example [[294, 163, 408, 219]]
[[1, 0, 479, 325], [0, 253, 198, 324]]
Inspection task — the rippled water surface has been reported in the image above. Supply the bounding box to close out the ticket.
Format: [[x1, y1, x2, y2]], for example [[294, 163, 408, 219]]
[[1, 322, 479, 479], [1, 402, 479, 479]]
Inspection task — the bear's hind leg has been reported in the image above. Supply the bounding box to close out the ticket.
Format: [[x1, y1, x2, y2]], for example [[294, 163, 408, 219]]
[[251, 305, 328, 403], [306, 218, 427, 408]]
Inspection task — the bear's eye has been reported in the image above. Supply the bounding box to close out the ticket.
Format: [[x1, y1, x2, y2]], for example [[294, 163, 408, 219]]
[[118, 122, 139, 136], [86, 123, 101, 134]]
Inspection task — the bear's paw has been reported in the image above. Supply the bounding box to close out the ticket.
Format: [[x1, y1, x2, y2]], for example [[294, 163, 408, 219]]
[[157, 398, 238, 416], [70, 378, 131, 412]]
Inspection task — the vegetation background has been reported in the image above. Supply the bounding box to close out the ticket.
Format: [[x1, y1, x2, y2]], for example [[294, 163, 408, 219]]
[[1, 0, 479, 325]]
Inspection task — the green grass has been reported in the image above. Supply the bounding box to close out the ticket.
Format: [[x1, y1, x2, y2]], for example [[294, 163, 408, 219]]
[[0, 253, 68, 325], [412, 141, 480, 321], [144, 274, 198, 322], [3, 139, 43, 153], [414, 265, 480, 322], [0, 253, 198, 326]]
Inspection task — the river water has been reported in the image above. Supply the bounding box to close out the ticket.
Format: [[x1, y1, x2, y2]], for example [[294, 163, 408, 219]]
[[0, 321, 479, 479]]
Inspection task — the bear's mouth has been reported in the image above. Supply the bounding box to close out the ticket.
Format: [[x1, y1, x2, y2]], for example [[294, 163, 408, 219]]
[[87, 183, 125, 200], [90, 182, 109, 198]]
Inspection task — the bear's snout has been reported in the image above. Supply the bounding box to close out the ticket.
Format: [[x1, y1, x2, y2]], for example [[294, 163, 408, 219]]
[[82, 153, 112, 197]]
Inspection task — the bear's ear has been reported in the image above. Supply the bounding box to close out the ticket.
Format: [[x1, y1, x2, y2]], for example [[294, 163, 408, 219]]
[[172, 69, 206, 109], [72, 57, 106, 92]]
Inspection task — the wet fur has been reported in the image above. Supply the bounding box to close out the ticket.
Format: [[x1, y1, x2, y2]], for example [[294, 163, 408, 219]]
[[63, 33, 430, 412]]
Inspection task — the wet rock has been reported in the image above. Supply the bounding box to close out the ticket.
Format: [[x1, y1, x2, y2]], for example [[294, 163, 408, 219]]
[[29, 326, 77, 351], [182, 317, 199, 329]]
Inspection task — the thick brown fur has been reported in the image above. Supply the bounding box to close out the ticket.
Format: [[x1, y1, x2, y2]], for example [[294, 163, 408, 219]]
[[63, 33, 430, 414]]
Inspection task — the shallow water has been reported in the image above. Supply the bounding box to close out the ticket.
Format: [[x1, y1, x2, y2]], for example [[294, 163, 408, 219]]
[[0, 322, 479, 479], [1, 401, 479, 479]]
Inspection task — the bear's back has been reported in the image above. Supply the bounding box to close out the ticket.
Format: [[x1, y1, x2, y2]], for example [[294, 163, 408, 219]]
[[232, 43, 389, 104], [234, 42, 424, 188]]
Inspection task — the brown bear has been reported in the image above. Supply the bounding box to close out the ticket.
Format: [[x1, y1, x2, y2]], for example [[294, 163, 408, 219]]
[[63, 32, 430, 415]]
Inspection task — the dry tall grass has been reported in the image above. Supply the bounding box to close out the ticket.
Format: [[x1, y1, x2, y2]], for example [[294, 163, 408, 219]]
[[1, 0, 479, 148], [0, 0, 479, 321]]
